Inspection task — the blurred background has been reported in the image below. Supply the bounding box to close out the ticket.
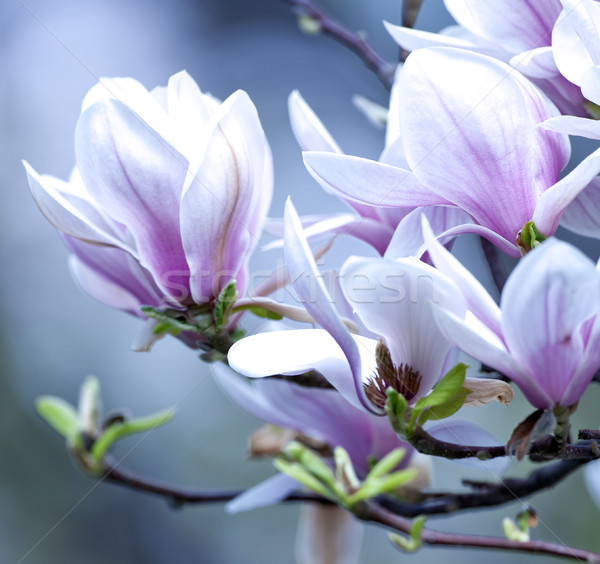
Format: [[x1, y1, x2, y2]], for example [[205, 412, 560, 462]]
[[1, 0, 600, 562]]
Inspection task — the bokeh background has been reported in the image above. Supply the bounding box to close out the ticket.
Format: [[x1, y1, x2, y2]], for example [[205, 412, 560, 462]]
[[1, 0, 600, 562]]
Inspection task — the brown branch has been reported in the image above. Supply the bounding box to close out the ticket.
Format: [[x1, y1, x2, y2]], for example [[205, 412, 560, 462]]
[[380, 457, 589, 517], [409, 424, 600, 462], [282, 0, 396, 90], [357, 501, 600, 562]]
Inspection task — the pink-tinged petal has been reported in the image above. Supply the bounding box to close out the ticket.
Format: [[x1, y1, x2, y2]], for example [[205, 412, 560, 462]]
[[560, 177, 600, 238], [289, 91, 376, 219], [533, 147, 600, 236], [288, 90, 342, 153], [226, 473, 300, 514], [445, 0, 561, 52], [24, 161, 130, 250], [427, 420, 511, 477], [427, 222, 521, 258], [341, 256, 465, 396], [263, 213, 393, 256], [284, 200, 378, 412], [296, 505, 364, 564], [422, 216, 502, 336], [510, 47, 559, 79], [81, 77, 172, 143], [180, 90, 271, 302], [431, 307, 554, 408], [541, 115, 600, 140], [553, 0, 600, 87], [75, 98, 190, 301], [227, 329, 377, 412], [398, 47, 569, 242], [562, 316, 600, 406], [384, 205, 471, 259], [65, 236, 163, 312], [303, 153, 449, 208], [69, 255, 146, 316], [501, 239, 600, 405]]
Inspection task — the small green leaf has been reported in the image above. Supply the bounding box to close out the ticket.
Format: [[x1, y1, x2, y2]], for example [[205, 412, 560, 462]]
[[334, 446, 360, 491], [385, 388, 408, 436], [232, 304, 283, 320], [389, 516, 426, 552], [502, 517, 530, 542], [274, 458, 336, 501], [282, 441, 337, 490], [410, 363, 468, 429], [90, 408, 174, 462], [36, 396, 79, 441], [350, 468, 418, 504], [297, 14, 322, 34], [141, 306, 201, 334], [367, 448, 407, 479], [214, 280, 238, 331], [415, 387, 471, 426]]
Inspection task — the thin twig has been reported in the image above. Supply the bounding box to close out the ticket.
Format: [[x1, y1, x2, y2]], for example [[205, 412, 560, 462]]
[[282, 0, 396, 90], [357, 501, 600, 562]]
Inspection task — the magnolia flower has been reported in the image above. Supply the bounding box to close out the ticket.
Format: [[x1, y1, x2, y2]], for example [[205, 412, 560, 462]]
[[385, 0, 585, 116], [229, 200, 509, 416], [304, 47, 600, 257], [25, 71, 273, 341], [424, 219, 600, 409]]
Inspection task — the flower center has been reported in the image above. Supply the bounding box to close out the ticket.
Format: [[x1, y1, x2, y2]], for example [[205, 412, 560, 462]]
[[364, 339, 422, 409]]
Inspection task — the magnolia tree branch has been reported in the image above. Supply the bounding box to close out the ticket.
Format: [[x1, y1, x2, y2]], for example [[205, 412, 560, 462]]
[[409, 425, 600, 461], [480, 237, 510, 294], [100, 458, 600, 562], [357, 500, 600, 562], [282, 0, 396, 90]]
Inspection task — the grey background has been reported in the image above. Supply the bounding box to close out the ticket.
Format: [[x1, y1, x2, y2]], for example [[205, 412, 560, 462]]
[[1, 0, 599, 562]]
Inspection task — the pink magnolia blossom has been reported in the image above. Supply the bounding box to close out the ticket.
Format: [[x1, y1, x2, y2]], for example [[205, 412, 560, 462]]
[[25, 71, 273, 327]]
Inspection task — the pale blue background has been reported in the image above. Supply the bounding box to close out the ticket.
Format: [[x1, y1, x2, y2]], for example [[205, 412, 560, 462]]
[[1, 0, 599, 562]]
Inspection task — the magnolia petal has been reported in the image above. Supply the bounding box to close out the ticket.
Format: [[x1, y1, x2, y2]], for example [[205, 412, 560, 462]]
[[263, 213, 393, 257], [430, 222, 521, 257], [226, 473, 300, 514], [445, 0, 560, 52], [560, 177, 600, 238], [65, 237, 163, 312], [288, 90, 342, 153], [431, 307, 554, 409], [581, 66, 600, 107], [541, 115, 600, 140], [422, 215, 502, 336], [296, 505, 364, 564], [68, 255, 146, 316], [303, 152, 449, 208], [398, 47, 569, 242], [75, 98, 190, 301], [584, 460, 600, 510], [384, 206, 471, 259], [463, 377, 514, 406], [284, 200, 377, 412], [533, 146, 600, 236], [427, 420, 511, 477], [510, 47, 559, 79], [81, 76, 172, 143], [24, 161, 127, 249], [165, 70, 221, 158], [552, 0, 600, 87], [384, 21, 481, 52], [501, 239, 600, 405], [341, 256, 465, 397], [227, 329, 377, 411]]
